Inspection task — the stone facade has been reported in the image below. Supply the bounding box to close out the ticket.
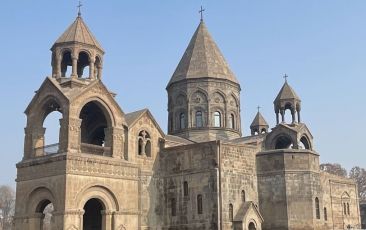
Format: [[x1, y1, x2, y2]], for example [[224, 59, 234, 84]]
[[14, 15, 361, 230]]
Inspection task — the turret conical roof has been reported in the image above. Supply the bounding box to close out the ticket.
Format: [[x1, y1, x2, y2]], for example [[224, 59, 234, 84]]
[[168, 21, 238, 87], [52, 16, 103, 52], [250, 112, 269, 128], [274, 81, 300, 103]]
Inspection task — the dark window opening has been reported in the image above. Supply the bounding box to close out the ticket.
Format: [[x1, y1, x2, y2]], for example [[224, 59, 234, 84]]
[[61, 51, 72, 77], [183, 181, 189, 196], [275, 136, 293, 149], [197, 194, 203, 214], [300, 136, 310, 149], [171, 198, 176, 216], [315, 197, 320, 219], [241, 190, 246, 202], [77, 51, 90, 78], [324, 207, 328, 221], [80, 101, 108, 146], [229, 203, 233, 221], [83, 198, 104, 230]]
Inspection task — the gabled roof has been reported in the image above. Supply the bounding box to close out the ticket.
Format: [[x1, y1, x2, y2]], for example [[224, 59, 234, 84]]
[[234, 201, 264, 223], [274, 81, 300, 103], [125, 109, 165, 137], [167, 21, 238, 87], [250, 112, 269, 128], [52, 16, 103, 52]]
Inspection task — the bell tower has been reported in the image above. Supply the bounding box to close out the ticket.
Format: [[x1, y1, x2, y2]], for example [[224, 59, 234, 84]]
[[14, 13, 139, 230]]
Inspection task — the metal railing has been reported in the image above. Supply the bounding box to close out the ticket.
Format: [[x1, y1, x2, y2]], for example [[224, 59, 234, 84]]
[[34, 143, 59, 156]]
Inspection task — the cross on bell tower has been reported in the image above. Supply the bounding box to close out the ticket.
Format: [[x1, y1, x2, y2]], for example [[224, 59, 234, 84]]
[[199, 6, 205, 21]]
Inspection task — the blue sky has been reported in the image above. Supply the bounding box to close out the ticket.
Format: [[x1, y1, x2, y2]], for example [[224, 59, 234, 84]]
[[0, 1, 365, 187]]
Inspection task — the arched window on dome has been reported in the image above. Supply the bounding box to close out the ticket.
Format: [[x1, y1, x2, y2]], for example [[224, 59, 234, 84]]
[[214, 111, 221, 127], [179, 113, 185, 129], [229, 113, 235, 129], [196, 111, 203, 128]]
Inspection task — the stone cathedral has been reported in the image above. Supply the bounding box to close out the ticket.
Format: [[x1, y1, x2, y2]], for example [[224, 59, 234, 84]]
[[14, 12, 362, 230]]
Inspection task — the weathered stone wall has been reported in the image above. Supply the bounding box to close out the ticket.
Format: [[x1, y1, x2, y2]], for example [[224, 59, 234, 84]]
[[320, 172, 361, 229], [220, 143, 259, 229], [158, 141, 219, 229]]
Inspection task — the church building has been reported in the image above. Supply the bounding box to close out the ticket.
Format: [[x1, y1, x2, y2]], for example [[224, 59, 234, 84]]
[[14, 11, 361, 230]]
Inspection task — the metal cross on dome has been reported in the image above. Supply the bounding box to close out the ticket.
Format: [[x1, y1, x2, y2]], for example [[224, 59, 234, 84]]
[[257, 106, 261, 112], [283, 74, 288, 82], [77, 1, 83, 17], [199, 6, 205, 21]]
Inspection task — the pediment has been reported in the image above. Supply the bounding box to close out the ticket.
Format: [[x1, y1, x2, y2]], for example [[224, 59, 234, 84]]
[[126, 109, 165, 138], [234, 201, 264, 223], [25, 77, 69, 116]]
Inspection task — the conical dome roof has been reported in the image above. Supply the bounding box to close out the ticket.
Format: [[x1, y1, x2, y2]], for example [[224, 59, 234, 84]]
[[274, 81, 300, 103], [250, 112, 268, 128], [168, 21, 238, 87], [52, 16, 103, 52]]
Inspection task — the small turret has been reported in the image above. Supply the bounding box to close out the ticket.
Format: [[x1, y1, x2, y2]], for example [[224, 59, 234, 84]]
[[50, 14, 104, 80], [250, 109, 269, 135], [274, 76, 301, 125]]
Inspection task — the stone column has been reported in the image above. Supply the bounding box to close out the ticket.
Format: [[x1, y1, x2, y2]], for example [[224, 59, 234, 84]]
[[33, 127, 46, 157], [276, 112, 279, 125], [291, 109, 296, 123], [89, 58, 95, 80], [56, 54, 62, 79], [67, 117, 82, 154], [108, 127, 124, 158], [24, 127, 33, 160], [297, 110, 301, 123], [97, 65, 103, 79], [71, 55, 78, 79], [280, 110, 285, 123], [101, 210, 113, 230]]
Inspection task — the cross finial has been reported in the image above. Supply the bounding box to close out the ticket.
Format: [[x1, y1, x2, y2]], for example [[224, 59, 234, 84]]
[[77, 1, 83, 17], [199, 6, 205, 21], [257, 106, 261, 113], [283, 74, 288, 82]]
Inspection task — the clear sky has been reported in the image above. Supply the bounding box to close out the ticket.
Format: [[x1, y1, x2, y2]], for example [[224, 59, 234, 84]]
[[0, 1, 365, 187]]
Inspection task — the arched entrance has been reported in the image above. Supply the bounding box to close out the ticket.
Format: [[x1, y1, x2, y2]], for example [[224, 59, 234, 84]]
[[83, 198, 105, 230], [34, 199, 54, 230], [248, 222, 256, 230]]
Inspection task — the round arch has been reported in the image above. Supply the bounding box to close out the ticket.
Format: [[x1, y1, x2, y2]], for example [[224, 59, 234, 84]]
[[26, 186, 58, 214], [188, 88, 208, 103], [76, 97, 116, 127], [299, 135, 311, 150], [211, 90, 227, 104], [272, 134, 294, 149], [76, 185, 119, 211]]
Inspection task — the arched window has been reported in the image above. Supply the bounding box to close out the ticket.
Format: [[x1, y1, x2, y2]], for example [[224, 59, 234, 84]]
[[77, 51, 90, 78], [344, 203, 347, 215], [347, 203, 350, 215], [145, 140, 151, 157], [241, 190, 246, 202], [275, 135, 293, 149], [324, 207, 327, 221], [315, 197, 320, 219], [183, 181, 189, 196], [138, 138, 143, 155], [35, 200, 54, 229], [61, 50, 72, 77], [179, 113, 185, 129], [171, 198, 176, 216], [229, 203, 233, 221], [137, 130, 151, 157], [197, 194, 203, 214], [195, 111, 203, 127], [299, 136, 310, 149], [214, 111, 221, 127], [229, 114, 235, 129]]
